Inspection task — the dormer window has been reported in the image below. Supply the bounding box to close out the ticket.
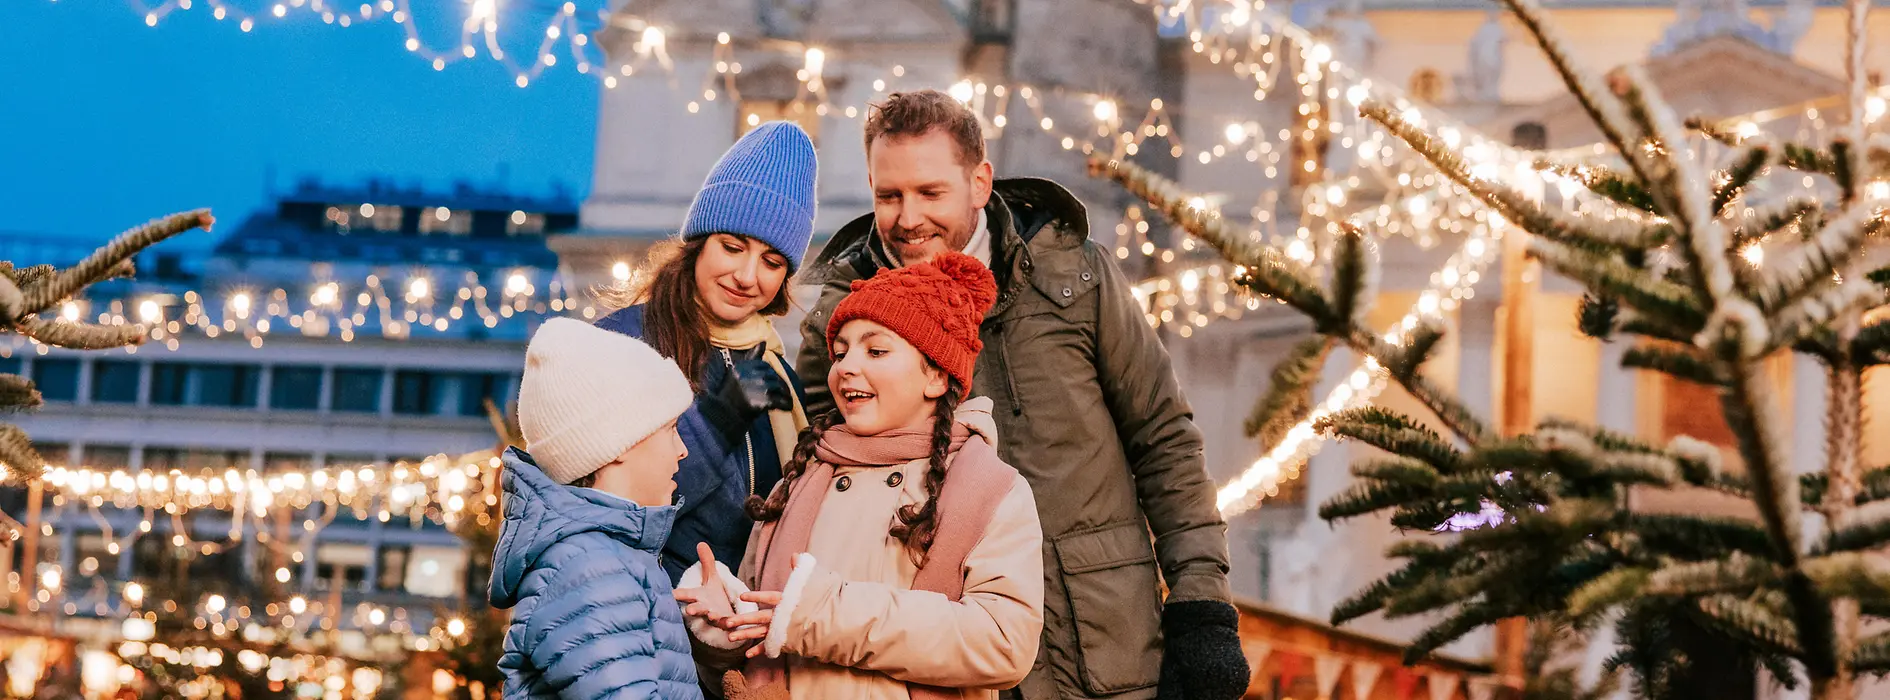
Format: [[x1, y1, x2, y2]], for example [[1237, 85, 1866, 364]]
[[421, 206, 470, 235], [507, 210, 547, 235]]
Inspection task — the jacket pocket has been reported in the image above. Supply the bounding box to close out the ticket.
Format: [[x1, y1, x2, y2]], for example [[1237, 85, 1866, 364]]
[[1054, 521, 1163, 695]]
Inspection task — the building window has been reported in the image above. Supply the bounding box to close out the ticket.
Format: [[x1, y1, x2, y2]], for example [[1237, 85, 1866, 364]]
[[738, 99, 820, 143], [143, 447, 247, 471], [323, 453, 379, 469], [33, 442, 70, 466], [1409, 68, 1445, 103], [313, 543, 371, 593], [263, 452, 314, 474], [92, 360, 142, 404], [270, 366, 323, 411], [506, 210, 547, 236], [377, 546, 410, 592], [33, 358, 79, 402], [331, 368, 383, 413], [402, 546, 467, 598], [150, 363, 259, 407], [82, 445, 132, 470], [355, 203, 402, 232], [1511, 121, 1548, 150], [0, 356, 22, 376], [419, 206, 471, 236], [392, 370, 442, 415], [458, 372, 511, 417]]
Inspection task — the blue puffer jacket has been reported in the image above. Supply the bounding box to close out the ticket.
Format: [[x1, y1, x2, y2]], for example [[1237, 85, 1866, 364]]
[[594, 305, 806, 584], [489, 448, 703, 700]]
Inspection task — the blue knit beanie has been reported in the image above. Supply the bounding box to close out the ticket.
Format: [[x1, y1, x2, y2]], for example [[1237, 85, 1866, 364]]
[[680, 121, 819, 272]]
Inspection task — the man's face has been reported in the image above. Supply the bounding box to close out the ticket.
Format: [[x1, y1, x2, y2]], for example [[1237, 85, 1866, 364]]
[[867, 129, 994, 266]]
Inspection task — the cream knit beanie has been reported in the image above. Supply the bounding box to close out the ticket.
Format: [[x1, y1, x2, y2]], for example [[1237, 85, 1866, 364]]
[[517, 317, 693, 484]]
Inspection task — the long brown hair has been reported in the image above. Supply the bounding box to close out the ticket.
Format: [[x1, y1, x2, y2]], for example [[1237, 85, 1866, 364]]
[[746, 376, 965, 566], [627, 236, 790, 385]]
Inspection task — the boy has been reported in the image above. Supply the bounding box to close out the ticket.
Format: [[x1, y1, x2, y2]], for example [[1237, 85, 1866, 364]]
[[489, 317, 704, 699]]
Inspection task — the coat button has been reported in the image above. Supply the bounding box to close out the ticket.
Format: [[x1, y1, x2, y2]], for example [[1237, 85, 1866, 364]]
[[887, 472, 904, 488], [1062, 287, 1073, 297], [1081, 271, 1093, 281], [835, 476, 851, 492]]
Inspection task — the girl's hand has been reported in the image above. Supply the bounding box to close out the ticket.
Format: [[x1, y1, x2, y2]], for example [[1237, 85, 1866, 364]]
[[673, 543, 738, 621], [725, 591, 783, 658]]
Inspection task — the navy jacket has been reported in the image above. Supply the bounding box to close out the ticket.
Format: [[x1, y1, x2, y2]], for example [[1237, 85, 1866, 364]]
[[594, 305, 804, 583], [489, 447, 702, 699]]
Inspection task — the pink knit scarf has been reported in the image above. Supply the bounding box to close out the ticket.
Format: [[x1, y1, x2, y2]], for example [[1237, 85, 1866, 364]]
[[744, 421, 1015, 700]]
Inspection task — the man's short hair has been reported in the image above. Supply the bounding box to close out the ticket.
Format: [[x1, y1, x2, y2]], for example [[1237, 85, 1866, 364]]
[[863, 90, 986, 169]]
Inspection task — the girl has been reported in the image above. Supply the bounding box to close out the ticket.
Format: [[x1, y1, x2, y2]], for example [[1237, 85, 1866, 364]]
[[596, 121, 816, 584], [679, 252, 1044, 700]]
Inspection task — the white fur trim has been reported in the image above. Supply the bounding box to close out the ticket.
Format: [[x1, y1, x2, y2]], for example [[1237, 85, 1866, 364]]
[[764, 553, 818, 659], [678, 561, 762, 650]]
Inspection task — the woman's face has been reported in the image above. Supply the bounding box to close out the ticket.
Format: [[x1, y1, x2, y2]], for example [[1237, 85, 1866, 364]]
[[828, 319, 948, 436], [694, 233, 789, 324]]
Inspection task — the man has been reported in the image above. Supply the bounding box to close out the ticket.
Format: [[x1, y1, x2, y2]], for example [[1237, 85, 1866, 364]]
[[796, 90, 1249, 700]]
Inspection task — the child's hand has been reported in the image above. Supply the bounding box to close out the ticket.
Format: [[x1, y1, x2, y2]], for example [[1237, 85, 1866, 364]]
[[725, 591, 782, 658], [673, 543, 737, 621]]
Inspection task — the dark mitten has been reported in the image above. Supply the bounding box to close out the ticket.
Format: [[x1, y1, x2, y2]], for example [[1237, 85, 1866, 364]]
[[1156, 600, 1251, 700], [701, 359, 793, 445]]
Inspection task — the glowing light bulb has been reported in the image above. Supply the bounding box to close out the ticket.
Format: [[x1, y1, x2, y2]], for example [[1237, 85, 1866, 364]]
[[804, 47, 826, 77], [1224, 123, 1246, 145], [506, 273, 529, 295], [468, 0, 495, 26], [1307, 43, 1332, 65], [275, 567, 291, 583], [447, 618, 466, 636], [948, 81, 974, 103], [61, 301, 80, 322], [611, 261, 632, 282], [1736, 121, 1761, 140], [1093, 99, 1117, 124], [125, 582, 144, 605], [1741, 243, 1764, 267], [42, 569, 60, 592], [289, 596, 306, 614], [230, 293, 251, 316], [368, 608, 386, 625], [409, 278, 431, 300], [207, 595, 226, 614], [641, 26, 665, 50]]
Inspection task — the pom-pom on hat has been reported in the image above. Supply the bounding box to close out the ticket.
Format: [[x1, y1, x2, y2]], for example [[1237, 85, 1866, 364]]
[[826, 252, 997, 395]]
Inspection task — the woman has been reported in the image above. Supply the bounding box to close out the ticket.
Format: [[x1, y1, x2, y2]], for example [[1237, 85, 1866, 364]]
[[596, 121, 817, 584]]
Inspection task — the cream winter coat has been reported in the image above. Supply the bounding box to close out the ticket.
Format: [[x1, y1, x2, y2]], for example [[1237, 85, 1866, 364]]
[[692, 399, 1044, 700]]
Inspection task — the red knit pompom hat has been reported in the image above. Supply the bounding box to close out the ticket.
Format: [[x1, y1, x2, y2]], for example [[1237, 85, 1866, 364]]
[[826, 252, 998, 396]]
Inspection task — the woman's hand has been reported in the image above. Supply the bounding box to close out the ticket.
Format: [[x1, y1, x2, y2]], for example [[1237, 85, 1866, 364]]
[[724, 591, 783, 658], [673, 543, 737, 621]]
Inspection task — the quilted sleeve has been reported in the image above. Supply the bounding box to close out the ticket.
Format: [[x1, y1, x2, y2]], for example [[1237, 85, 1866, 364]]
[[521, 539, 665, 700]]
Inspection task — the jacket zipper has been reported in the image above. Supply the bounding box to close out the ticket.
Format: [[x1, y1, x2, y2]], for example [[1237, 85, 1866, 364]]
[[993, 323, 1024, 417], [720, 348, 758, 497]]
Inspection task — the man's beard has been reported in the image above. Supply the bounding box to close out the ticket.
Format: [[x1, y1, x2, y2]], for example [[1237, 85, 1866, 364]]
[[883, 206, 979, 264]]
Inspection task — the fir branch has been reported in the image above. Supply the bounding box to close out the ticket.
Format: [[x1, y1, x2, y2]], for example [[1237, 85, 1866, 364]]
[[1768, 275, 1882, 349], [1621, 343, 1723, 386], [1232, 249, 1334, 321], [1329, 224, 1376, 327], [1714, 144, 1773, 215], [1694, 594, 1804, 656], [1244, 336, 1335, 446], [1577, 293, 1619, 340], [1319, 479, 1436, 522], [1851, 321, 1890, 365], [0, 373, 42, 412], [1350, 456, 1443, 486], [1852, 632, 1890, 672], [1643, 553, 1783, 597], [1820, 502, 1890, 553], [1739, 198, 1821, 241], [1494, 0, 1651, 185], [1718, 363, 1805, 563], [1361, 102, 1663, 252], [1628, 513, 1776, 557], [1528, 237, 1705, 332], [1619, 314, 1697, 344], [1754, 201, 1879, 313], [1541, 161, 1656, 212], [1610, 65, 1736, 307], [1385, 318, 1445, 378], [14, 315, 149, 351], [20, 210, 211, 314], [1406, 601, 1508, 663], [1331, 556, 1439, 625], [0, 423, 44, 486], [1316, 407, 1467, 472], [1568, 566, 1651, 619], [1803, 552, 1890, 601], [1666, 434, 1726, 485]]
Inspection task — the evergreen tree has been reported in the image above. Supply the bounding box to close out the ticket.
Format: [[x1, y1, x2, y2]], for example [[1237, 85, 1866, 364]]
[[1094, 0, 1888, 695]]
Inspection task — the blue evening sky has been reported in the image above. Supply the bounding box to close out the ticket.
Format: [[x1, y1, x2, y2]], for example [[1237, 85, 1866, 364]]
[[0, 0, 600, 252]]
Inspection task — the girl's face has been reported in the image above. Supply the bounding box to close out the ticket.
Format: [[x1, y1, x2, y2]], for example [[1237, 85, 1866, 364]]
[[828, 319, 948, 436], [694, 233, 789, 325]]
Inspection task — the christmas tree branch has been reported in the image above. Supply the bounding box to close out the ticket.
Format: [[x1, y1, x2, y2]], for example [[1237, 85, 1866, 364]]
[[19, 210, 210, 315], [1755, 201, 1879, 313], [15, 315, 150, 351], [1245, 336, 1336, 446], [1495, 0, 1652, 185]]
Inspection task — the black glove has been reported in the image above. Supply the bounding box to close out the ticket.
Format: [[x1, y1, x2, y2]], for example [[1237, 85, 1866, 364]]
[[699, 359, 794, 447], [1156, 600, 1250, 700]]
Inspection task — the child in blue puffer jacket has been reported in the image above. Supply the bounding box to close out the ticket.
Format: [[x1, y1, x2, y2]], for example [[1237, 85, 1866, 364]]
[[488, 317, 704, 699]]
